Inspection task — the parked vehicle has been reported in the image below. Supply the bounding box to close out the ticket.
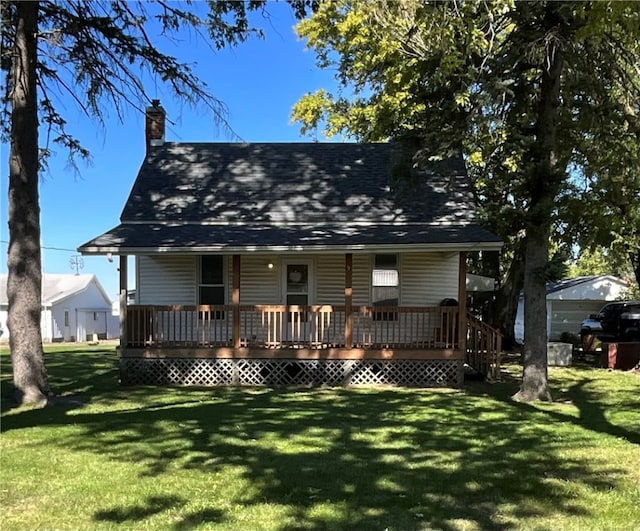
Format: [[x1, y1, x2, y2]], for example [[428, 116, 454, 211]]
[[579, 316, 602, 335], [620, 309, 640, 341], [593, 301, 640, 342]]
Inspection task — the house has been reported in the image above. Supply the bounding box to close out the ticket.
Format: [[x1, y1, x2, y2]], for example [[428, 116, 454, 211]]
[[0, 273, 119, 343], [77, 102, 503, 387], [514, 275, 629, 343]]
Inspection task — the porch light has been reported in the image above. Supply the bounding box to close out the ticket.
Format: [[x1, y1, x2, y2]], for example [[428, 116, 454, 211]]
[[267, 261, 275, 270]]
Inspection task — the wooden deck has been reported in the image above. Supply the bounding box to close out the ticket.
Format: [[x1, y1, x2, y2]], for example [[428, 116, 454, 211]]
[[118, 304, 501, 386], [123, 304, 461, 350]]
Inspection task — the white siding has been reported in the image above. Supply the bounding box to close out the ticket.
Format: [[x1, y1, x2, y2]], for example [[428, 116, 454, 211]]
[[1, 277, 115, 343], [352, 254, 371, 305], [316, 254, 345, 305], [137, 255, 197, 305], [0, 308, 8, 343], [41, 309, 54, 342], [51, 304, 71, 341], [239, 255, 280, 304], [53, 279, 114, 340], [401, 252, 459, 306], [134, 252, 461, 309]]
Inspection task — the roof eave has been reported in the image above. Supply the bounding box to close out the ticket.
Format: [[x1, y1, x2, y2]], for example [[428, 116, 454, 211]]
[[79, 241, 503, 255]]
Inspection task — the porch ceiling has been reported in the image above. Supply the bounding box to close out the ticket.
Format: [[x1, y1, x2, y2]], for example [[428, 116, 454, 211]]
[[77, 222, 503, 254]]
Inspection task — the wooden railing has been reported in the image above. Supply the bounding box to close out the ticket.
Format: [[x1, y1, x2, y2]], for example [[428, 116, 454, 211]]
[[125, 304, 460, 350], [466, 312, 502, 380]]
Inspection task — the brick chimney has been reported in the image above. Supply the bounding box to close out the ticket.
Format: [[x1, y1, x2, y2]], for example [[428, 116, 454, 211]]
[[145, 99, 165, 150]]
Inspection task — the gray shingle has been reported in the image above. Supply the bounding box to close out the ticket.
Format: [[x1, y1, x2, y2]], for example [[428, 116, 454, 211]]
[[121, 143, 475, 224], [79, 142, 502, 253]]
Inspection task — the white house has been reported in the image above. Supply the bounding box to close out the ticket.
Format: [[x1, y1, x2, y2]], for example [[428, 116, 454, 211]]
[[0, 273, 119, 342], [514, 275, 629, 343], [76, 102, 504, 387]]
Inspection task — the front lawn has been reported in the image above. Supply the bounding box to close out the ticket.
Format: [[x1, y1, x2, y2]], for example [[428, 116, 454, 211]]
[[1, 345, 639, 530]]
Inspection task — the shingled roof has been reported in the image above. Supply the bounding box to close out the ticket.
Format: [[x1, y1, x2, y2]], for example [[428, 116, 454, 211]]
[[78, 142, 501, 254]]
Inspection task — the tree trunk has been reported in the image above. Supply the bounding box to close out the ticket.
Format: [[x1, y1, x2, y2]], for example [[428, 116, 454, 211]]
[[512, 4, 565, 403], [8, 0, 49, 406], [514, 230, 552, 402]]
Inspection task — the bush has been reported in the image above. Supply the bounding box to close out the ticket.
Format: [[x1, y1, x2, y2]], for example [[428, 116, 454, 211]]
[[559, 331, 580, 346]]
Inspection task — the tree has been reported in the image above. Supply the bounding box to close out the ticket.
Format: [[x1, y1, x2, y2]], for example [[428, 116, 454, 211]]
[[567, 248, 637, 295], [291, 0, 640, 401], [7, 2, 45, 405], [561, 122, 640, 291], [2, 0, 301, 406]]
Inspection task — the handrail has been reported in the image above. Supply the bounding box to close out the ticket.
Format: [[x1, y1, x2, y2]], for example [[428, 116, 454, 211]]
[[124, 304, 460, 350], [466, 311, 502, 380]]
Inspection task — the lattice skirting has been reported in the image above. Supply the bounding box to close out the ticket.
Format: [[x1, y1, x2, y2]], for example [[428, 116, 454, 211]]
[[120, 358, 463, 387]]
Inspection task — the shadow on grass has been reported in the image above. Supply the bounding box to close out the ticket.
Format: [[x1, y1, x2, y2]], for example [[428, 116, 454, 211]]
[[526, 376, 640, 445], [1, 349, 638, 530], [94, 495, 187, 524], [0, 347, 120, 411], [1, 347, 178, 413], [466, 359, 640, 444]]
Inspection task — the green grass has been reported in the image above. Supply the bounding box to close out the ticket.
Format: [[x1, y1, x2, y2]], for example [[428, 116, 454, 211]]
[[1, 345, 639, 530]]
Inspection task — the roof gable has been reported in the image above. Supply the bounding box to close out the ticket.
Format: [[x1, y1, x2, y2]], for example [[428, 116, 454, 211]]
[[545, 275, 629, 301], [0, 274, 112, 306], [121, 142, 475, 225]]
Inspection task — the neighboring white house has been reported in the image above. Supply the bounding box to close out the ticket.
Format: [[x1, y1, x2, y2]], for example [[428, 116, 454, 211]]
[[515, 275, 629, 343], [0, 273, 119, 342]]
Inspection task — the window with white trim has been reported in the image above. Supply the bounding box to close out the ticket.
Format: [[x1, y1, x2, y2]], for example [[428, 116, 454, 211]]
[[372, 254, 399, 320], [199, 255, 225, 319]]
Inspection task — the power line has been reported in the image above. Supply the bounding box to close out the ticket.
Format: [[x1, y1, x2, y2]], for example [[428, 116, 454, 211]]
[[0, 240, 77, 252]]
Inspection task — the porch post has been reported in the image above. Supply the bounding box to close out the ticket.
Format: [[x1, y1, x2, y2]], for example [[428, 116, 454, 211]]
[[232, 255, 241, 349], [458, 252, 467, 352], [345, 253, 353, 349], [119, 255, 128, 348]]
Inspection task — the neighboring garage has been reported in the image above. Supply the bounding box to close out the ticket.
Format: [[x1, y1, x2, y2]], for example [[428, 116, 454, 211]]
[[0, 273, 119, 343], [515, 275, 629, 343]]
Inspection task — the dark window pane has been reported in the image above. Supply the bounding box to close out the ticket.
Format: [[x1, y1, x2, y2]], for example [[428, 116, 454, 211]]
[[199, 286, 225, 305], [201, 256, 224, 285], [287, 294, 308, 306], [375, 254, 397, 268], [287, 293, 308, 322], [199, 286, 225, 320]]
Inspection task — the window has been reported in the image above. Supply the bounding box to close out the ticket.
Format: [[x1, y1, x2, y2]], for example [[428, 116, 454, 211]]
[[372, 254, 399, 320], [93, 311, 99, 321], [285, 263, 310, 321], [64, 310, 70, 327], [199, 255, 225, 319]]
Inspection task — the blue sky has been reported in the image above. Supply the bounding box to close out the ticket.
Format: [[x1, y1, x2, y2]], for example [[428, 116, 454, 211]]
[[1, 3, 339, 301]]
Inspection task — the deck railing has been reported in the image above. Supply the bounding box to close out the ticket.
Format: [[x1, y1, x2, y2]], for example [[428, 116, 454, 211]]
[[125, 304, 460, 350], [466, 312, 502, 380]]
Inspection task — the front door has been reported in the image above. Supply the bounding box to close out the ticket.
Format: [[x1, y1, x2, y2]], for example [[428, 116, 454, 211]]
[[282, 260, 313, 343]]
